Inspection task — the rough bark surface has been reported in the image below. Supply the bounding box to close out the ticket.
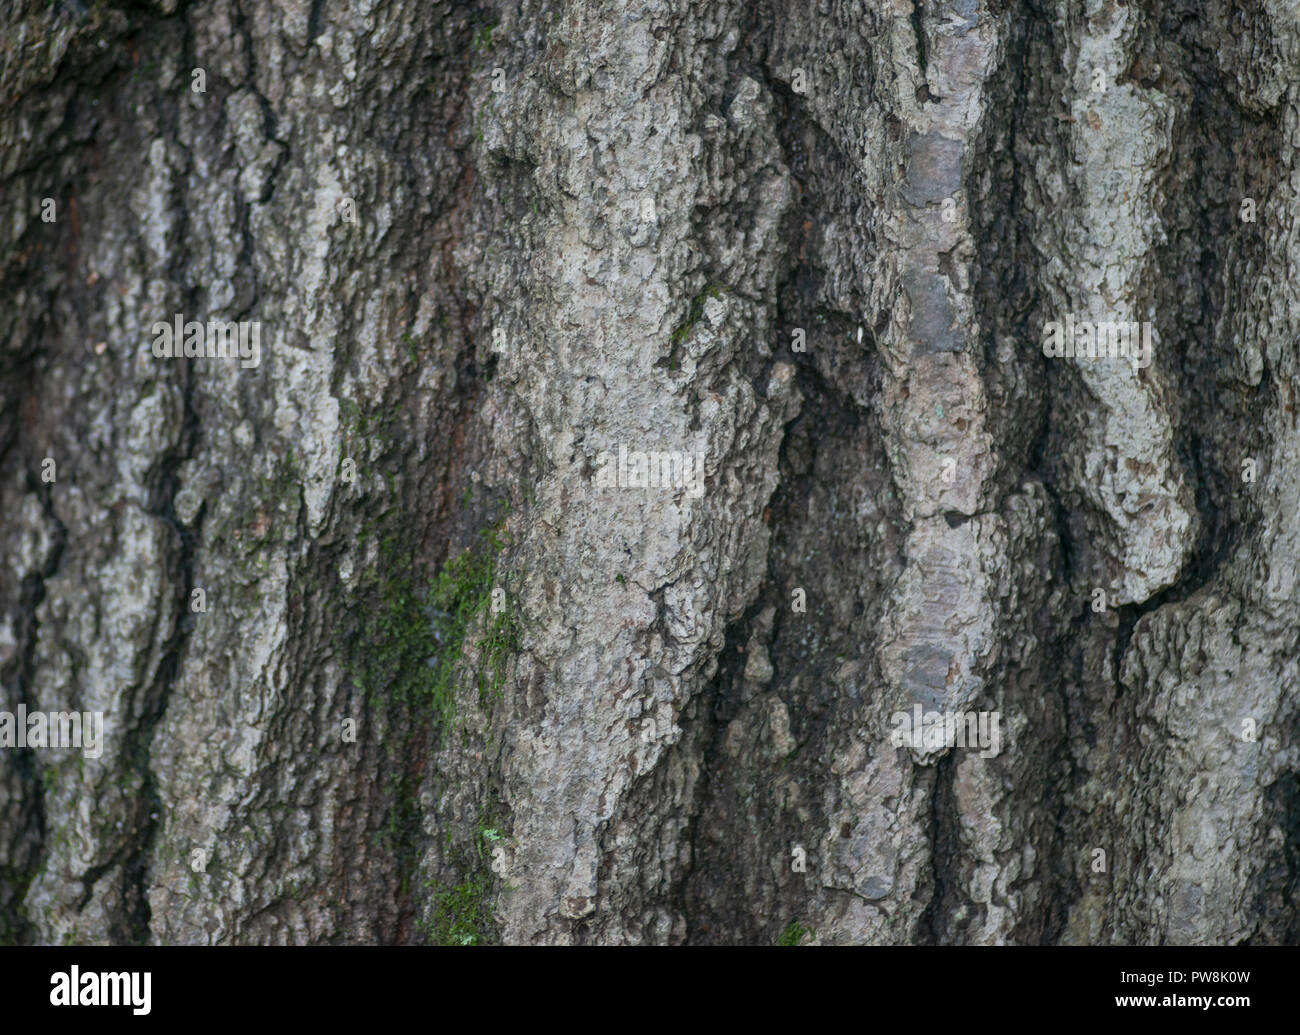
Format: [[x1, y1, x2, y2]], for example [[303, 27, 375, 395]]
[[0, 0, 1296, 944]]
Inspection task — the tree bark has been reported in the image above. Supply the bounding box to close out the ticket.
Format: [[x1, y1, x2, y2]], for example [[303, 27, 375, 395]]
[[0, 0, 1296, 945]]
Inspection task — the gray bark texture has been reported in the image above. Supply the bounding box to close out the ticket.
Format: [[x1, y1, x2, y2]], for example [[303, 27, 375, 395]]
[[1, 0, 1297, 945]]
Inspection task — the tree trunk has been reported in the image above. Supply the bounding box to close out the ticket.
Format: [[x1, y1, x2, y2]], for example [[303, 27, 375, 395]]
[[0, 0, 1296, 945]]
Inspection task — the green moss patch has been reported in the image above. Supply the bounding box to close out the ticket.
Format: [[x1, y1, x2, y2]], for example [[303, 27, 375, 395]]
[[777, 921, 813, 946], [342, 521, 517, 736], [669, 284, 724, 347], [422, 822, 504, 945]]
